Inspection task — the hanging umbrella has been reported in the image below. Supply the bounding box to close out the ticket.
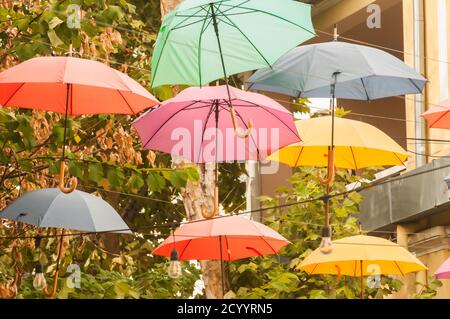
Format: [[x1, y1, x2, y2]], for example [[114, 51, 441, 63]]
[[0, 188, 132, 297], [0, 56, 159, 193], [297, 235, 427, 298], [132, 85, 300, 163], [0, 188, 131, 233], [268, 116, 408, 169], [435, 257, 450, 279], [421, 100, 450, 129], [132, 85, 299, 218], [151, 0, 315, 138], [247, 41, 426, 100], [153, 215, 290, 295], [151, 0, 315, 88], [247, 30, 426, 251]]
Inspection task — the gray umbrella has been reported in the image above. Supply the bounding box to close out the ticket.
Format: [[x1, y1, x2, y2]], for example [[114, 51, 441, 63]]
[[247, 41, 426, 100], [1, 188, 131, 234]]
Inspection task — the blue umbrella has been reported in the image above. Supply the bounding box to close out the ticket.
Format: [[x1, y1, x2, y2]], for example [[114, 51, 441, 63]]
[[247, 40, 426, 100]]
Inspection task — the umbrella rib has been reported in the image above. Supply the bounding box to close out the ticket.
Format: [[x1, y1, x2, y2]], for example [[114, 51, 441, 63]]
[[293, 146, 304, 167], [393, 151, 407, 168], [214, 6, 272, 69], [179, 239, 193, 260], [394, 261, 405, 277], [172, 6, 208, 29], [360, 78, 371, 101], [151, 29, 172, 87], [2, 82, 25, 107], [408, 78, 424, 93], [350, 146, 358, 170], [117, 90, 135, 115], [428, 110, 448, 128], [142, 101, 199, 148], [218, 4, 316, 36], [310, 263, 319, 276]]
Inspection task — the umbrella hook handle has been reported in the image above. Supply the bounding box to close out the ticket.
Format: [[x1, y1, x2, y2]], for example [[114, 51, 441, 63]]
[[201, 186, 219, 219], [43, 270, 60, 298], [318, 147, 335, 185], [59, 161, 78, 193], [230, 106, 253, 139], [44, 229, 65, 298]]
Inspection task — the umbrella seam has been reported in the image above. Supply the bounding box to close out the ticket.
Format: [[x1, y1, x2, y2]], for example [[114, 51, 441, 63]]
[[2, 82, 25, 106], [218, 3, 316, 36], [214, 6, 272, 69], [116, 89, 136, 115]]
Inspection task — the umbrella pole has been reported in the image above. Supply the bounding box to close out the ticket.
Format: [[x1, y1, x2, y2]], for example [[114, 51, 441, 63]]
[[219, 235, 225, 298], [209, 3, 253, 139], [59, 83, 77, 193], [201, 101, 220, 219]]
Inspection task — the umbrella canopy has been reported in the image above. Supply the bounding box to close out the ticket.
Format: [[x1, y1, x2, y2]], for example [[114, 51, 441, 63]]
[[297, 235, 427, 276], [268, 116, 408, 169], [151, 0, 315, 87], [247, 41, 426, 100], [0, 188, 131, 234], [152, 215, 290, 261], [435, 257, 450, 279], [0, 56, 159, 114], [421, 100, 450, 129], [132, 85, 300, 163]]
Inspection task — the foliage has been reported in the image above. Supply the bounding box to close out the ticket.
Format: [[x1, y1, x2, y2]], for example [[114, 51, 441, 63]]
[[414, 276, 443, 299], [0, 0, 247, 299], [227, 166, 403, 299]]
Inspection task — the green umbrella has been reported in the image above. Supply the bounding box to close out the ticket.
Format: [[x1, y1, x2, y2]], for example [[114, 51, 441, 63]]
[[151, 0, 315, 88]]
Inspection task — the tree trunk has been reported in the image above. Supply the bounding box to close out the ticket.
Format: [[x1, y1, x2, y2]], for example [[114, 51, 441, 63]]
[[160, 0, 227, 299]]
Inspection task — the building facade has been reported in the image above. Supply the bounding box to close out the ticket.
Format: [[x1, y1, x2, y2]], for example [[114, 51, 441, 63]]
[[249, 0, 450, 298]]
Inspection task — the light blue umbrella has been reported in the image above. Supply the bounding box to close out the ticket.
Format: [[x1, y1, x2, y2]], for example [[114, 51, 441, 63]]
[[1, 188, 131, 234], [247, 41, 426, 100]]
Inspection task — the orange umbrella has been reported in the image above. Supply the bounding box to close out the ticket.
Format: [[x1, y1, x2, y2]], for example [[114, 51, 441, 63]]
[[0, 56, 159, 192], [153, 215, 290, 295], [421, 99, 450, 129]]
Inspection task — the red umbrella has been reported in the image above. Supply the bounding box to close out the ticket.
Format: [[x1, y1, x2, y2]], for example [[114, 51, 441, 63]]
[[153, 215, 290, 261], [153, 215, 290, 295], [0, 56, 159, 192], [421, 99, 450, 129]]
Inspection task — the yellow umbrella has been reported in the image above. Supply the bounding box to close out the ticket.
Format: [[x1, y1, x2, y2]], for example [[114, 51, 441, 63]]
[[297, 235, 427, 298], [268, 116, 408, 169]]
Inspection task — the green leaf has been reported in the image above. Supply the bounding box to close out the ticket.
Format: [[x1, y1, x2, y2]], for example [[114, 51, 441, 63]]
[[107, 168, 125, 188], [88, 163, 104, 184], [47, 29, 64, 47], [146, 173, 166, 193], [184, 167, 200, 182], [128, 173, 144, 192], [48, 16, 64, 29], [163, 170, 188, 188]]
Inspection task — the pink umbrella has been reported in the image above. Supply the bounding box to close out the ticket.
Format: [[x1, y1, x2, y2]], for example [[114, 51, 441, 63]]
[[435, 257, 450, 279], [421, 99, 450, 129], [132, 85, 300, 163]]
